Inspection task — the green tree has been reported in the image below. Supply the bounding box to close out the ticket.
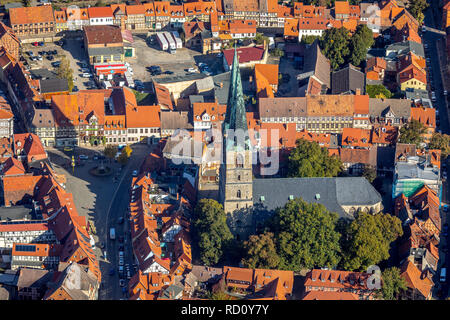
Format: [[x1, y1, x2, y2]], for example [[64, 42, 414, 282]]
[[341, 212, 403, 271], [362, 165, 377, 183], [428, 132, 450, 157], [193, 199, 234, 266], [241, 231, 280, 269], [399, 119, 427, 147], [269, 198, 342, 271], [269, 48, 284, 57], [319, 27, 350, 70], [349, 24, 374, 67], [254, 33, 269, 45], [117, 151, 128, 166], [301, 35, 321, 45], [407, 0, 428, 24], [56, 56, 74, 92], [380, 267, 407, 300], [103, 145, 117, 161], [288, 139, 343, 178], [366, 84, 393, 99]]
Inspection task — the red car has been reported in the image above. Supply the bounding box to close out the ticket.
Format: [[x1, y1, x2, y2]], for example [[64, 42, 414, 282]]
[[32, 42, 39, 46]]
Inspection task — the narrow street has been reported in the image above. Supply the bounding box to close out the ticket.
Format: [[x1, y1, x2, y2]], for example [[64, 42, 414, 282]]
[[424, 0, 450, 299]]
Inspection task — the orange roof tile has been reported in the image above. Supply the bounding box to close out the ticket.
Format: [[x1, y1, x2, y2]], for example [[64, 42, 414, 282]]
[[9, 6, 55, 25], [341, 127, 372, 148], [335, 1, 350, 16], [284, 18, 299, 37], [400, 260, 433, 299], [410, 107, 436, 128], [303, 290, 359, 300], [87, 6, 113, 18], [126, 105, 161, 128]]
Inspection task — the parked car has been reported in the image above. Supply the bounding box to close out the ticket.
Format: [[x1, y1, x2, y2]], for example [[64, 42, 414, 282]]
[[118, 235, 124, 243], [72, 86, 79, 92], [444, 90, 448, 96], [47, 55, 54, 60], [81, 73, 92, 78], [32, 42, 39, 46], [51, 61, 61, 68], [119, 279, 125, 287], [109, 268, 115, 276], [63, 146, 73, 152], [99, 242, 105, 249], [187, 67, 197, 73], [164, 70, 173, 75], [79, 154, 88, 160], [132, 170, 138, 177], [117, 217, 124, 224], [38, 41, 44, 46], [118, 245, 124, 251]]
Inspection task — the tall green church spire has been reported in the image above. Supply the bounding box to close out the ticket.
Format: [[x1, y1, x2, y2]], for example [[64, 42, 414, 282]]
[[223, 47, 251, 151]]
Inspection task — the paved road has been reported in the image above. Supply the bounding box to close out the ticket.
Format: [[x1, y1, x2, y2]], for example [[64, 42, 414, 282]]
[[48, 144, 151, 300], [99, 144, 152, 300], [424, 0, 450, 299]]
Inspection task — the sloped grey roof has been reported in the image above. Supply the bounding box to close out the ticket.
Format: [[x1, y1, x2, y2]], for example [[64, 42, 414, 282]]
[[39, 78, 69, 94], [258, 97, 307, 118], [87, 46, 124, 57], [195, 76, 214, 92], [213, 72, 230, 105], [301, 40, 330, 88], [385, 41, 424, 58], [160, 111, 193, 130], [17, 268, 52, 289], [331, 64, 365, 95], [32, 108, 55, 128], [252, 177, 381, 220], [335, 177, 381, 206], [369, 98, 412, 119]]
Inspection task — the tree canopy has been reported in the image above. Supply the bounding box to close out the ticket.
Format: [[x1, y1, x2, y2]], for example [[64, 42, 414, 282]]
[[362, 165, 377, 183], [319, 27, 351, 70], [366, 84, 393, 99], [241, 231, 280, 269], [399, 119, 427, 147], [380, 267, 407, 300], [288, 139, 343, 178], [349, 25, 374, 67], [341, 212, 403, 271], [193, 199, 234, 266], [407, 0, 428, 24], [103, 145, 117, 160], [56, 56, 74, 92], [269, 198, 342, 271], [428, 132, 450, 157]]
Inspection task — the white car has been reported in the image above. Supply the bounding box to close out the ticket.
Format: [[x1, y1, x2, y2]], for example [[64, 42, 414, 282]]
[[444, 90, 448, 96], [422, 26, 427, 32], [187, 67, 197, 73]]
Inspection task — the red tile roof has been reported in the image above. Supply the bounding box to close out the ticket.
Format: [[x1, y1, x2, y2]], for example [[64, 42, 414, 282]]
[[410, 107, 436, 128], [223, 46, 265, 66], [400, 260, 433, 299], [9, 6, 55, 25], [126, 105, 161, 128], [341, 128, 372, 148], [87, 6, 113, 18], [303, 290, 359, 300]]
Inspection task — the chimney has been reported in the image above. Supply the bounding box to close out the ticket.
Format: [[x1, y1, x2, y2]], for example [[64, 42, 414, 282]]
[[249, 75, 253, 83], [219, 82, 223, 88], [355, 88, 361, 95]]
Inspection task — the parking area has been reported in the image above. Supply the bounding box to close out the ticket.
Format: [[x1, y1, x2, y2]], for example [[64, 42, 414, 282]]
[[129, 36, 223, 91], [21, 37, 96, 91]]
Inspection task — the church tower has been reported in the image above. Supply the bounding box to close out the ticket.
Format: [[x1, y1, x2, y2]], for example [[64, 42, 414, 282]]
[[219, 48, 253, 220]]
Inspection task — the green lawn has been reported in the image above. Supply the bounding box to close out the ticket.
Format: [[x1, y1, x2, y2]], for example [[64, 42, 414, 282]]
[[131, 89, 155, 106]]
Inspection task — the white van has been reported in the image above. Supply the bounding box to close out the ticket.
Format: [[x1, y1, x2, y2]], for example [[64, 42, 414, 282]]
[[440, 268, 447, 283], [81, 73, 92, 78]]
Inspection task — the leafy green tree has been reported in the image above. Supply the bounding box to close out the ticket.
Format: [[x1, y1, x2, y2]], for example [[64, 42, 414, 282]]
[[288, 139, 343, 178], [319, 27, 350, 70], [254, 33, 269, 45], [241, 231, 280, 269], [117, 151, 128, 166], [407, 0, 429, 24], [349, 25, 374, 67], [380, 267, 407, 300], [56, 56, 74, 92], [301, 35, 321, 45], [103, 145, 117, 161], [193, 199, 234, 266], [341, 212, 403, 271], [362, 165, 377, 183], [269, 48, 284, 57], [366, 84, 393, 99], [399, 119, 427, 147], [269, 198, 342, 271], [428, 132, 450, 157]]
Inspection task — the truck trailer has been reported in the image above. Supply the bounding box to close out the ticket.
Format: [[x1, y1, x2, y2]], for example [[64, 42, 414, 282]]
[[162, 31, 176, 53], [156, 32, 168, 51], [170, 31, 183, 49]]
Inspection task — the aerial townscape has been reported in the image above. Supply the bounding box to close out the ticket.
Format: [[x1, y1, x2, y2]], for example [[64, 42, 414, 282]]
[[0, 0, 448, 304]]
